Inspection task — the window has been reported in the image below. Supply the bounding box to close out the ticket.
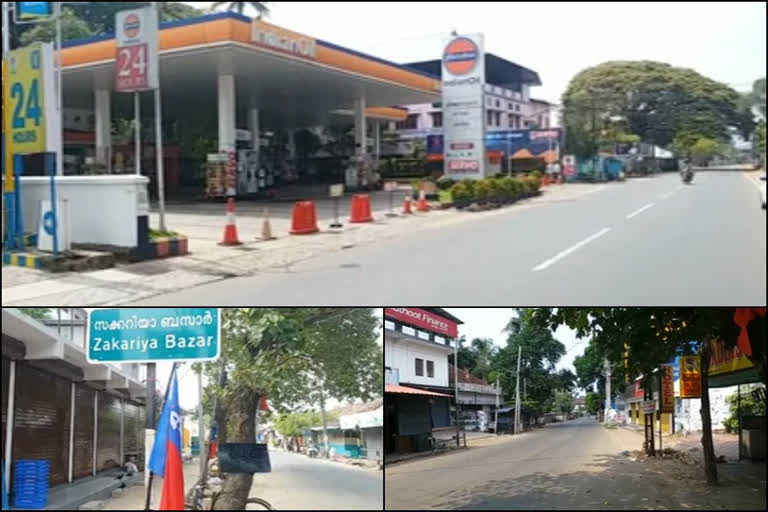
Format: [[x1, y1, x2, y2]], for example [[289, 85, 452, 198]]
[[508, 102, 513, 110], [508, 114, 514, 128], [487, 110, 493, 126], [415, 358, 424, 376], [431, 102, 442, 108], [396, 114, 419, 130], [427, 360, 435, 378], [431, 112, 443, 128], [515, 104, 521, 112], [495, 111, 501, 126], [495, 99, 500, 107]]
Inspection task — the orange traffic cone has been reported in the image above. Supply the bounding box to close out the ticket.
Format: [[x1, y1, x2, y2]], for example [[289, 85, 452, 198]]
[[218, 198, 242, 246], [290, 201, 319, 235], [416, 189, 430, 212], [260, 206, 275, 241], [349, 194, 374, 223], [402, 194, 413, 214]]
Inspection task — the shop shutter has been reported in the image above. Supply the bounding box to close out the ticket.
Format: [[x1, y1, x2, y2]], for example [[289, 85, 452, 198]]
[[97, 392, 122, 471], [1, 357, 9, 455], [73, 385, 95, 479], [123, 401, 145, 467], [13, 363, 71, 485]]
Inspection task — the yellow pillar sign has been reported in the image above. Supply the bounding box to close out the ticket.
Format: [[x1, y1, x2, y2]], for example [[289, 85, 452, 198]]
[[2, 58, 12, 192], [680, 356, 702, 398]]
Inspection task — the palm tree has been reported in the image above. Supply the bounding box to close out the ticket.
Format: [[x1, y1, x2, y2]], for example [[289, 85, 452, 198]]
[[211, 1, 271, 19]]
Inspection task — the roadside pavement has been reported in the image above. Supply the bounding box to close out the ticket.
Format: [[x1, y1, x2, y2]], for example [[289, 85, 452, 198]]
[[2, 181, 607, 305]]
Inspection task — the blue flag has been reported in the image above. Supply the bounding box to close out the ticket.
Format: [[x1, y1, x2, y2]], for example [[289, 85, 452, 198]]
[[148, 366, 181, 476]]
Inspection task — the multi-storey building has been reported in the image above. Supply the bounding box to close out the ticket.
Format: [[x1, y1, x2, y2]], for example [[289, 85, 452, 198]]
[[384, 308, 464, 456]]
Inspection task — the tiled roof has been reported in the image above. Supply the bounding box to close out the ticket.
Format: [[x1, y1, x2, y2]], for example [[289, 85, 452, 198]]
[[385, 384, 453, 397], [449, 364, 490, 386]]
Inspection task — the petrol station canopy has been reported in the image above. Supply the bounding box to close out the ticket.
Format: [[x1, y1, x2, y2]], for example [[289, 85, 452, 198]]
[[58, 11, 442, 129]]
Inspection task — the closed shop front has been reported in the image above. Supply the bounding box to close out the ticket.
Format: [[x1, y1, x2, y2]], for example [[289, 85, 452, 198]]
[[363, 427, 383, 460], [97, 392, 122, 471], [123, 401, 145, 467], [13, 363, 71, 486], [2, 357, 9, 456], [73, 385, 95, 479]]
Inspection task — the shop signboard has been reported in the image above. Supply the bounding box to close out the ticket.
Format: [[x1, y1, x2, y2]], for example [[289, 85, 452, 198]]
[[14, 2, 55, 23], [709, 338, 754, 376], [562, 154, 576, 176], [87, 308, 221, 363], [442, 33, 486, 179], [115, 7, 159, 92], [384, 308, 458, 338], [660, 364, 675, 413], [680, 355, 702, 398], [642, 400, 656, 414], [6, 42, 59, 156]]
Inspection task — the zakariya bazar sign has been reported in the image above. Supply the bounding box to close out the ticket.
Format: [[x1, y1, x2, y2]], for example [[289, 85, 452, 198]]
[[384, 308, 459, 338]]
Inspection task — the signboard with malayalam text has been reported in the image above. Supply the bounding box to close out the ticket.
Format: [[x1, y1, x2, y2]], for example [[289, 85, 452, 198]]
[[87, 308, 221, 364], [642, 400, 656, 414], [6, 42, 59, 155], [384, 308, 458, 338], [115, 7, 159, 92], [442, 33, 486, 179], [14, 2, 55, 23]]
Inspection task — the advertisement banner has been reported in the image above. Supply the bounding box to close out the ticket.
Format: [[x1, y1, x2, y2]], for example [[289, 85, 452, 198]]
[[660, 364, 675, 413], [442, 34, 485, 179], [384, 308, 458, 338], [709, 339, 755, 376], [680, 356, 702, 398], [115, 7, 159, 92], [6, 42, 59, 155]]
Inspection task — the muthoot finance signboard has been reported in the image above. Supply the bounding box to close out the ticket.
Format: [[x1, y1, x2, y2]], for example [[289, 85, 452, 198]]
[[442, 34, 486, 179], [87, 308, 221, 363]]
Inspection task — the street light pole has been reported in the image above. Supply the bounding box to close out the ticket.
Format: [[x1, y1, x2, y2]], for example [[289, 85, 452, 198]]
[[514, 345, 522, 434], [494, 376, 500, 434]]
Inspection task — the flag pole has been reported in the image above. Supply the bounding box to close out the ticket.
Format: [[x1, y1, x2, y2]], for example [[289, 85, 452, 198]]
[[144, 362, 178, 511]]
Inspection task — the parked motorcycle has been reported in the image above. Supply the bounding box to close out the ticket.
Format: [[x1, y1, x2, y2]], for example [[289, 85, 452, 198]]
[[305, 444, 319, 458], [681, 169, 695, 184]]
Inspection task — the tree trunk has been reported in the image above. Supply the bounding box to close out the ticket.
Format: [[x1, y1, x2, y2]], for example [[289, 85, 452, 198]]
[[213, 395, 260, 510], [699, 339, 718, 486]]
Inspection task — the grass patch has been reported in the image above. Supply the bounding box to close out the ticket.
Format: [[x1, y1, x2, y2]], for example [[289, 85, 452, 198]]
[[149, 229, 179, 240]]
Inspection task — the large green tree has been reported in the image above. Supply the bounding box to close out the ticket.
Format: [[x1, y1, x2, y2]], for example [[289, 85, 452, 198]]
[[530, 307, 766, 486], [197, 308, 381, 509], [489, 309, 569, 417], [584, 391, 602, 415], [17, 308, 52, 320], [562, 61, 747, 158], [211, 1, 271, 18]]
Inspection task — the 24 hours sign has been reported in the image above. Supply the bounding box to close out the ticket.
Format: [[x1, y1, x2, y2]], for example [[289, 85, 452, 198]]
[[6, 42, 59, 155]]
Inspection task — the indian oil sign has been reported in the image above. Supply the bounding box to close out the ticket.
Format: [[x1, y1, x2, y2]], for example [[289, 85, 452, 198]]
[[87, 308, 221, 363]]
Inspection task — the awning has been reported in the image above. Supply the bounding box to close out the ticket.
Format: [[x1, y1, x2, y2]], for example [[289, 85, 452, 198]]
[[385, 384, 453, 397]]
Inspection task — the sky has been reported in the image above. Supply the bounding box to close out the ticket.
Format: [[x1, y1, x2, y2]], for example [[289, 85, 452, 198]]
[[188, 1, 766, 103], [444, 308, 590, 395]]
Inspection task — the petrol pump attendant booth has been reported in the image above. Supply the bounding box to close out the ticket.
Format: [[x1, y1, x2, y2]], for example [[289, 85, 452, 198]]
[[15, 11, 440, 253]]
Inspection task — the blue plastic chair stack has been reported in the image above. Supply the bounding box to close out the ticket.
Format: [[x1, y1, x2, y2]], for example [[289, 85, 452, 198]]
[[14, 460, 50, 509]]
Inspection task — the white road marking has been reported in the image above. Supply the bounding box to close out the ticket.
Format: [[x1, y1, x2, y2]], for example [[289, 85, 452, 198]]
[[660, 190, 677, 199], [532, 227, 612, 272], [626, 202, 655, 219]]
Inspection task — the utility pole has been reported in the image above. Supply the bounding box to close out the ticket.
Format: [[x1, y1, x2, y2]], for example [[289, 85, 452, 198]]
[[454, 336, 460, 447], [514, 345, 522, 434], [602, 358, 612, 423], [144, 363, 156, 490], [319, 379, 330, 458], [494, 376, 500, 434]]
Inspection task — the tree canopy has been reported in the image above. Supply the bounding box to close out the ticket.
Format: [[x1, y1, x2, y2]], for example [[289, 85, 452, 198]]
[[562, 61, 749, 157]]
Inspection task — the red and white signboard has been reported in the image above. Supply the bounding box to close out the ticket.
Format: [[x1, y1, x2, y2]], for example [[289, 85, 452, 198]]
[[115, 7, 159, 92], [562, 154, 576, 176], [385, 308, 458, 338]]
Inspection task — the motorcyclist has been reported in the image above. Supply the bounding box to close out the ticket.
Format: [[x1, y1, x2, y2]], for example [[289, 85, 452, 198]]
[[680, 158, 694, 183]]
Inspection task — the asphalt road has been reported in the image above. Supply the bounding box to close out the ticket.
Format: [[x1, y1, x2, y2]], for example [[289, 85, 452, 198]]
[[250, 449, 383, 510], [384, 417, 766, 510], [135, 171, 766, 305]]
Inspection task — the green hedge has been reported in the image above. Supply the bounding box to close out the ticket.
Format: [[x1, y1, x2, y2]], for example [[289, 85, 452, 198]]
[[449, 176, 541, 206]]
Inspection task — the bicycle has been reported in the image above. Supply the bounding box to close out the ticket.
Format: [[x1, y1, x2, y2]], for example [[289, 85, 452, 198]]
[[184, 477, 275, 510]]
